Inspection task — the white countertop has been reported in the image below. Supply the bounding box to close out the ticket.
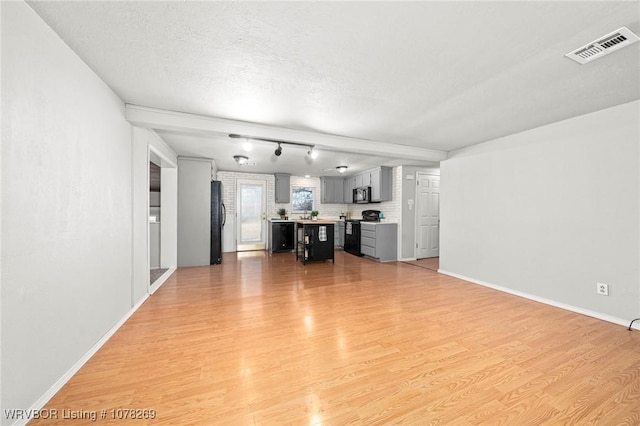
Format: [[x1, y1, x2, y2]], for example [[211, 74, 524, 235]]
[[360, 221, 397, 226]]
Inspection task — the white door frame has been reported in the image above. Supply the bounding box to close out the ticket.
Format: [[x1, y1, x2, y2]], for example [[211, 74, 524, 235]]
[[236, 178, 267, 251], [148, 146, 178, 294]]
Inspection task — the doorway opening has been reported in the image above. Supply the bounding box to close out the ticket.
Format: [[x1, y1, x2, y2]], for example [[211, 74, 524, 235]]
[[149, 161, 167, 284], [148, 147, 177, 293]]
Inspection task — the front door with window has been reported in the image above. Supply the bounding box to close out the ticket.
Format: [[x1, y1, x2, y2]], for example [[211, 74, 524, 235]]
[[236, 179, 267, 251]]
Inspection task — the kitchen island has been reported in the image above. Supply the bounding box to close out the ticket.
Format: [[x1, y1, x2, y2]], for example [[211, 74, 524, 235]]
[[295, 220, 336, 264]]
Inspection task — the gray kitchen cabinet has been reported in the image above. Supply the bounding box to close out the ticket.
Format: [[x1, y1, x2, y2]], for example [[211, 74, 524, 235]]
[[361, 171, 372, 187], [343, 166, 392, 203], [274, 173, 291, 203], [354, 174, 363, 189], [320, 177, 344, 204], [343, 177, 354, 203], [360, 222, 397, 262], [353, 171, 372, 189], [334, 178, 344, 202], [370, 166, 392, 202]]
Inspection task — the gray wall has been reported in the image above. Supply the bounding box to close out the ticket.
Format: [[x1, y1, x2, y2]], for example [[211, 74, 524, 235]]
[[440, 100, 639, 321], [177, 157, 212, 266], [2, 1, 134, 413]]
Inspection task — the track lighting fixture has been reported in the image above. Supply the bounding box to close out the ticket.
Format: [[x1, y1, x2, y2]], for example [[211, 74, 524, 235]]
[[229, 134, 318, 159]]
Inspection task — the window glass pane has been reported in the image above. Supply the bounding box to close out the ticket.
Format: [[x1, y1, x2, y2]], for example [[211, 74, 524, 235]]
[[292, 186, 315, 213], [240, 184, 262, 242]]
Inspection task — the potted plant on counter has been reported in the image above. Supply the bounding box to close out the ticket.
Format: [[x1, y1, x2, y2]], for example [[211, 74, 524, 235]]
[[311, 210, 319, 220], [277, 208, 287, 220]]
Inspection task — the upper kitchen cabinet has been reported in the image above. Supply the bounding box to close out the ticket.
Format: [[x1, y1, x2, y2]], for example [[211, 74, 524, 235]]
[[348, 167, 392, 202], [370, 166, 392, 202], [343, 176, 354, 203], [354, 174, 363, 189], [353, 171, 372, 189], [361, 171, 372, 187], [320, 176, 345, 204], [274, 173, 291, 203]]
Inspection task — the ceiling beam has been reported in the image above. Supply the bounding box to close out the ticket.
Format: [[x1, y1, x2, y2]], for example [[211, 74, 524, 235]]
[[125, 104, 448, 163]]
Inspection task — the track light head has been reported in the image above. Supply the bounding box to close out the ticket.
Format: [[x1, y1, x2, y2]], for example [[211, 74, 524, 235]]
[[275, 143, 282, 156], [308, 147, 318, 159]]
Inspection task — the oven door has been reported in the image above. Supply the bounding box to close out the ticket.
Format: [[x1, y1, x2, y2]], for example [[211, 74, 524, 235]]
[[344, 221, 363, 256]]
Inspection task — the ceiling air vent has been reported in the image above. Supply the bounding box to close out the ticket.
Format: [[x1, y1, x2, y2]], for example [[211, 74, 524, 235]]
[[565, 27, 639, 64]]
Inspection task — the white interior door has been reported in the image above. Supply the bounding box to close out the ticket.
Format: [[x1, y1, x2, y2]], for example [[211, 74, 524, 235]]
[[236, 179, 267, 251], [416, 173, 440, 259]]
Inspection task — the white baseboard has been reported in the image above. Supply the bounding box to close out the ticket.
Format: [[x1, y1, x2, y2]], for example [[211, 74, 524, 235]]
[[438, 269, 640, 331], [14, 294, 150, 426], [149, 266, 176, 294], [399, 257, 418, 262]]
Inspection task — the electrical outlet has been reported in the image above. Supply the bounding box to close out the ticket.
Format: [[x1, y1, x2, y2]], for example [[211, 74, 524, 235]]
[[597, 282, 609, 296]]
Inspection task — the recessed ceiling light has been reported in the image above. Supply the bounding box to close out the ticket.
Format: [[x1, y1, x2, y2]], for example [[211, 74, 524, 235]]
[[305, 174, 311, 178]]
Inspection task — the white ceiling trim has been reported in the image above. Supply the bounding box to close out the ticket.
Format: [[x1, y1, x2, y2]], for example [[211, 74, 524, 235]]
[[125, 105, 448, 163]]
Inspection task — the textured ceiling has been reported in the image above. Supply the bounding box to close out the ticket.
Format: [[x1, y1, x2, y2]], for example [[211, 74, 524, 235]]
[[27, 1, 640, 174]]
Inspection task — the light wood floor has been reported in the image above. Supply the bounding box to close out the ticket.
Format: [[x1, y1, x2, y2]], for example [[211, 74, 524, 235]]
[[403, 257, 440, 272], [34, 251, 640, 425]]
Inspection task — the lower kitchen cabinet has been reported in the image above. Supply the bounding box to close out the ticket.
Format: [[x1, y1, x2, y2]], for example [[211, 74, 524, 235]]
[[360, 222, 397, 262]]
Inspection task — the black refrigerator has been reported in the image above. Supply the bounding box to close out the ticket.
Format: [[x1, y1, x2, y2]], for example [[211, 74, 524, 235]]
[[210, 180, 225, 264]]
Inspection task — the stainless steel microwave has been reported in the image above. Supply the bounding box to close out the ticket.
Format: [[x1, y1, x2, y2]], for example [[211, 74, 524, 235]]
[[353, 186, 371, 204]]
